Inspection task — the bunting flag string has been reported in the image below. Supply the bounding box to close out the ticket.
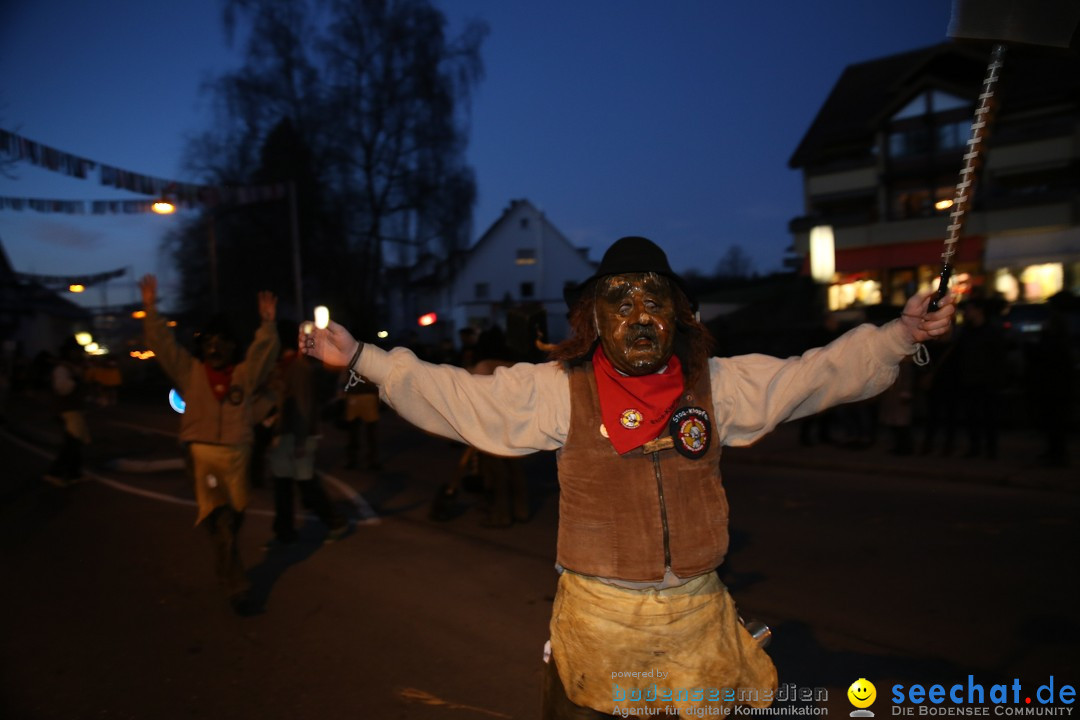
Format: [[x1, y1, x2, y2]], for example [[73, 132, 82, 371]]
[[0, 128, 287, 209], [0, 195, 164, 215], [16, 267, 127, 287], [0, 129, 96, 179]]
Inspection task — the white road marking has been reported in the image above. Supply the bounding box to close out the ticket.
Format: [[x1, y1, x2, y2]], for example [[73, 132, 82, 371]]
[[1, 427, 379, 524], [106, 419, 179, 438]]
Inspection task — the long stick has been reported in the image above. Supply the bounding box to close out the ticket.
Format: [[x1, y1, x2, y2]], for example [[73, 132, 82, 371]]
[[929, 43, 1006, 311]]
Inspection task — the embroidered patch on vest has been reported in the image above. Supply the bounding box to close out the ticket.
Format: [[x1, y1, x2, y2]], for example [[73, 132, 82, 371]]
[[619, 409, 643, 429], [669, 406, 711, 459], [227, 385, 245, 406]]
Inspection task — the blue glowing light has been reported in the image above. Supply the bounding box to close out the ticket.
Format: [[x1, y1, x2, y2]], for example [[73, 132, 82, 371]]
[[168, 388, 186, 414]]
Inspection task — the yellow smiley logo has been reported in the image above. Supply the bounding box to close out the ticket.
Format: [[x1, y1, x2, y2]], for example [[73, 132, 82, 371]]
[[848, 678, 877, 709]]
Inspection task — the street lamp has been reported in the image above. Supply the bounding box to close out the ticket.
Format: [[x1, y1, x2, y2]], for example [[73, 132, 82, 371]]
[[809, 225, 836, 284]]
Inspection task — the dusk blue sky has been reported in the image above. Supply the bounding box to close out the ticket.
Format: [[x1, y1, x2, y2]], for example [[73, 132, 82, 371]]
[[1, 0, 953, 309]]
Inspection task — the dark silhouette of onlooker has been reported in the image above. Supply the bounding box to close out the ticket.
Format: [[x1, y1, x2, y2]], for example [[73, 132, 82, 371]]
[[954, 299, 1006, 459], [457, 327, 479, 368], [249, 380, 276, 489], [265, 328, 347, 547], [918, 336, 960, 456], [43, 337, 90, 486], [879, 357, 916, 455], [1026, 292, 1075, 467], [343, 377, 381, 470], [471, 326, 529, 527]]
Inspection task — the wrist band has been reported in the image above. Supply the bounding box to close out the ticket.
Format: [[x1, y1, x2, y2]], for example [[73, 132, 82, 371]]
[[348, 342, 364, 372]]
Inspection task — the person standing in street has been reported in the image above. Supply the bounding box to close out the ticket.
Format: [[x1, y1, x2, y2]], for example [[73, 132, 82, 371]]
[[139, 275, 279, 616], [264, 323, 348, 548], [43, 337, 90, 487]]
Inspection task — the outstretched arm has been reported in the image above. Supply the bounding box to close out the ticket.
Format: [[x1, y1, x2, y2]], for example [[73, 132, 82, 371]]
[[258, 290, 277, 324], [139, 274, 194, 388], [300, 322, 567, 455], [243, 291, 280, 390], [714, 289, 956, 447]]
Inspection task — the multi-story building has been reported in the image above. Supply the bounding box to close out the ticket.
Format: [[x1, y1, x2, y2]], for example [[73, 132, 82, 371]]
[[788, 41, 1080, 312]]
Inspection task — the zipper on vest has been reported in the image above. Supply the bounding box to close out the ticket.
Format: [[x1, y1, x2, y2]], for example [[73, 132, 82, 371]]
[[651, 452, 671, 570]]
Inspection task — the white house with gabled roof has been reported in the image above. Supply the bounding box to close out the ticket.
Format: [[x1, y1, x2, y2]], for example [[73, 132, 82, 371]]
[[447, 198, 595, 346], [383, 199, 595, 353]]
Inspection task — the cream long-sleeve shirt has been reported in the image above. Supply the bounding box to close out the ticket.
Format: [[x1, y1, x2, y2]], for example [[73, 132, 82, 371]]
[[355, 320, 917, 456]]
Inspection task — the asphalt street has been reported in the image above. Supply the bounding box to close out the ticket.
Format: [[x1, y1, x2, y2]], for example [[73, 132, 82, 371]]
[[1, 388, 1077, 719]]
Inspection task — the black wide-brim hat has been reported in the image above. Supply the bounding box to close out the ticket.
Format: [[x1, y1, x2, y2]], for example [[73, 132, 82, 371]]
[[563, 236, 698, 311]]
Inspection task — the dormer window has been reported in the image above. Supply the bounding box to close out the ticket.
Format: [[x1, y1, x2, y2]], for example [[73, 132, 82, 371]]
[[516, 248, 537, 265], [887, 89, 971, 160]]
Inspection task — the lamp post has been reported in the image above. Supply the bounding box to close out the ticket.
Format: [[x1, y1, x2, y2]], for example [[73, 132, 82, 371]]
[[207, 214, 220, 311], [288, 180, 303, 318]]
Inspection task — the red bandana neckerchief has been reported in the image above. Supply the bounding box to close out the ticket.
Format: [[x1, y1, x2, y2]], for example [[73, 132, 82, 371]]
[[592, 345, 684, 454], [204, 364, 235, 402]]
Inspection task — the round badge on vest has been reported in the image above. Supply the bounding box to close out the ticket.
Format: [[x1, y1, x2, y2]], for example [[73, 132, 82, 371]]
[[227, 385, 245, 406], [669, 406, 711, 459]]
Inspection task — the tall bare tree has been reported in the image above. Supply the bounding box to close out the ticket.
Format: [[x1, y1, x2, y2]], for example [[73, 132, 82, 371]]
[[171, 0, 486, 337]]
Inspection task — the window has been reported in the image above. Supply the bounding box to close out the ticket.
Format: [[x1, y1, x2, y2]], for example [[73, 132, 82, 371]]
[[520, 282, 534, 298], [929, 90, 968, 113], [936, 120, 968, 151], [890, 182, 956, 220], [887, 268, 917, 307], [828, 278, 882, 311], [516, 248, 537, 265], [475, 282, 489, 300], [889, 127, 932, 158], [520, 217, 529, 229], [887, 90, 972, 160]]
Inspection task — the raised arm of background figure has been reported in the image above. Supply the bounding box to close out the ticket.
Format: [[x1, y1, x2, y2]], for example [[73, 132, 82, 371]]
[[138, 274, 195, 390], [241, 291, 281, 393], [257, 291, 277, 324]]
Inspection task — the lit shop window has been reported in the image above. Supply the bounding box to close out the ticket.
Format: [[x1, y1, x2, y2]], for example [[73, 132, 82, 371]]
[[828, 279, 882, 311], [1019, 263, 1063, 301], [994, 269, 1021, 303]]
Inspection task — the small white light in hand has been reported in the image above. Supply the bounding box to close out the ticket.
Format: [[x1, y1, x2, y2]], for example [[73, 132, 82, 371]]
[[301, 321, 314, 335], [314, 306, 330, 330]]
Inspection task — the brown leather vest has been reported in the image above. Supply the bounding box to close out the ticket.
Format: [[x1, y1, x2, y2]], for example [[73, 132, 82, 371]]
[[555, 363, 728, 582]]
